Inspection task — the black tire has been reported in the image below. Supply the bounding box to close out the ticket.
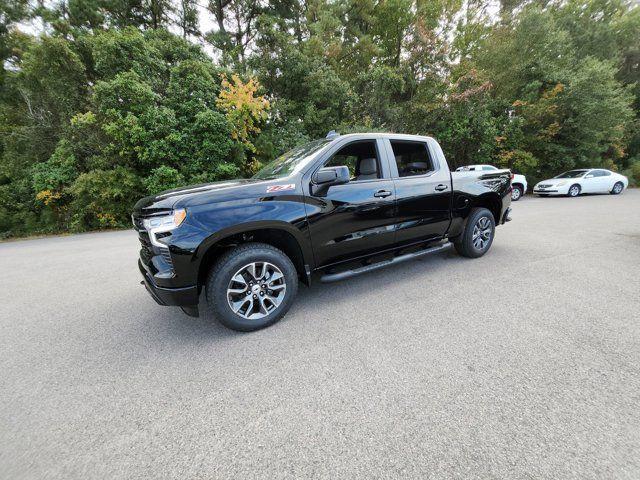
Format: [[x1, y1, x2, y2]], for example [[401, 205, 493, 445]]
[[611, 181, 624, 195], [511, 185, 523, 201], [453, 208, 496, 258], [206, 242, 298, 332], [567, 184, 581, 197]]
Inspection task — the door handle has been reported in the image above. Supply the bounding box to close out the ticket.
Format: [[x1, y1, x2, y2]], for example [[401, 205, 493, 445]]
[[434, 184, 449, 192], [373, 189, 392, 198]]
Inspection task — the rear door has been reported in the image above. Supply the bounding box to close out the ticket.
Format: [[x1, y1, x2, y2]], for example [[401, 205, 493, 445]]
[[384, 137, 452, 246], [303, 138, 398, 268]]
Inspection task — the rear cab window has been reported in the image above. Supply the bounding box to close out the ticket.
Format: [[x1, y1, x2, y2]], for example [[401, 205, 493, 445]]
[[389, 141, 434, 178]]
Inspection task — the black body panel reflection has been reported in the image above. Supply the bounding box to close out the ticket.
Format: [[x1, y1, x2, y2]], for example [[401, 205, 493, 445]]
[[305, 180, 397, 268]]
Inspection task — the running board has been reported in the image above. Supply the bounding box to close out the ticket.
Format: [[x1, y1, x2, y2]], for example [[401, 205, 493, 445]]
[[320, 242, 453, 283]]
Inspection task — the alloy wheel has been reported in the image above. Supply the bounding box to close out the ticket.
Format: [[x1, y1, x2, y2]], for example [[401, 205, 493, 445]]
[[613, 183, 623, 194], [511, 187, 521, 201], [227, 262, 286, 320], [569, 185, 580, 197], [472, 216, 492, 250]]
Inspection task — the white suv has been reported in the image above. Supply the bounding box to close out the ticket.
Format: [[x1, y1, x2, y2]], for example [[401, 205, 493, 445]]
[[455, 164, 528, 201]]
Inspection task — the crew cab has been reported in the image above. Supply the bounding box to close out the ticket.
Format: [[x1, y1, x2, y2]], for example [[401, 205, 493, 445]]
[[133, 133, 512, 331], [455, 164, 528, 201]]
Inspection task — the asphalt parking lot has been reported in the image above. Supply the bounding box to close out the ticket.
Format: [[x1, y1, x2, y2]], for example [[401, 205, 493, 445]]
[[1, 190, 639, 479]]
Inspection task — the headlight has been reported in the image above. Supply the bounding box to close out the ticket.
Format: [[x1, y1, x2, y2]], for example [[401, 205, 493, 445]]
[[556, 181, 567, 186], [143, 209, 186, 246], [142, 209, 186, 231]]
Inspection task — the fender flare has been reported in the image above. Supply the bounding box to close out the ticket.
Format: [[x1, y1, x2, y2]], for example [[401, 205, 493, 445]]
[[468, 192, 503, 225], [194, 220, 314, 279]]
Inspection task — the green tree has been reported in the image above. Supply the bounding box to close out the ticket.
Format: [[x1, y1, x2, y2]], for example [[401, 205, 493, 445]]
[[1, 0, 639, 238]]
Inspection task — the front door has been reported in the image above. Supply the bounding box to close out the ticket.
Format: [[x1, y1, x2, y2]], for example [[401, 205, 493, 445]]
[[581, 171, 599, 193], [304, 139, 397, 268], [590, 169, 612, 192]]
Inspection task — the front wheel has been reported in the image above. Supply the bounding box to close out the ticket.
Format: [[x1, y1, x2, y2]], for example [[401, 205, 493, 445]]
[[454, 208, 496, 258], [611, 182, 624, 195], [568, 184, 581, 197], [511, 185, 523, 201], [206, 243, 298, 331]]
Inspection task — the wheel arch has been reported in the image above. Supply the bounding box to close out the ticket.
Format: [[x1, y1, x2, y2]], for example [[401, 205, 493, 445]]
[[471, 192, 502, 224], [196, 221, 312, 289], [569, 183, 582, 195]]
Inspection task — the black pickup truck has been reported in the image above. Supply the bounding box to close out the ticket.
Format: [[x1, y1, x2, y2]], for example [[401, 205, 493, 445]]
[[133, 133, 512, 331]]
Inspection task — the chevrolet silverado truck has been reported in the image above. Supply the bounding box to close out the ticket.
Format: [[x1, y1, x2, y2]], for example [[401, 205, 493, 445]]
[[133, 133, 512, 331]]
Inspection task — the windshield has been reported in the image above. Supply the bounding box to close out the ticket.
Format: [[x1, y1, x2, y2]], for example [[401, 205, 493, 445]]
[[555, 170, 587, 178], [252, 139, 331, 180]]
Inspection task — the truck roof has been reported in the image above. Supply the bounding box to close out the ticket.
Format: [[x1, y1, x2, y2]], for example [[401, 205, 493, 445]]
[[328, 132, 436, 142]]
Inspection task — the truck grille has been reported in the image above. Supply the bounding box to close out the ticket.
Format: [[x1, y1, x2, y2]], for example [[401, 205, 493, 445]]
[[159, 247, 173, 265], [138, 231, 173, 269], [138, 233, 154, 264], [133, 211, 174, 275], [132, 215, 145, 231]]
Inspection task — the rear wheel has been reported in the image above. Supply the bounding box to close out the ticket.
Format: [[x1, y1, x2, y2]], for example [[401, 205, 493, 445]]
[[511, 185, 523, 201], [454, 208, 496, 258], [568, 184, 581, 197], [611, 181, 623, 195], [206, 243, 298, 331]]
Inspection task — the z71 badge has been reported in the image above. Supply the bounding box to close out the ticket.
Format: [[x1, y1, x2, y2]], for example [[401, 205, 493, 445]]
[[266, 184, 295, 193]]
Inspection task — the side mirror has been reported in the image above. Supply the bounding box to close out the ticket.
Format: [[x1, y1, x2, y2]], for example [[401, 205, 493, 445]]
[[314, 166, 350, 186], [312, 166, 350, 196]]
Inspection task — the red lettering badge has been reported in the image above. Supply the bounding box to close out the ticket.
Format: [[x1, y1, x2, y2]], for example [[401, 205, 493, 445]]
[[266, 184, 295, 193]]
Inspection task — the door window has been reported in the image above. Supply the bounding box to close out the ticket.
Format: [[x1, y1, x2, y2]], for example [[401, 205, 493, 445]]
[[390, 141, 434, 177], [323, 140, 381, 181]]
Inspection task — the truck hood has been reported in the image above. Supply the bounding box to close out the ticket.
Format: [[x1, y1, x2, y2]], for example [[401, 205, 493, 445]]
[[537, 178, 569, 186], [133, 178, 267, 213]]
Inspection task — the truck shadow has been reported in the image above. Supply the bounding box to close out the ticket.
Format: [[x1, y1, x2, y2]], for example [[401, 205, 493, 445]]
[[140, 247, 495, 343]]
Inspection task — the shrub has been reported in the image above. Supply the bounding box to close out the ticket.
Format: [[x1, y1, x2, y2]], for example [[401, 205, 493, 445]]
[[69, 167, 142, 230], [621, 158, 640, 187], [144, 166, 185, 194], [31, 140, 78, 192]]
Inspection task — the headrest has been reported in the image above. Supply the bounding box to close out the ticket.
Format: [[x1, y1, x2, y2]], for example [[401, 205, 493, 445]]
[[359, 158, 377, 175]]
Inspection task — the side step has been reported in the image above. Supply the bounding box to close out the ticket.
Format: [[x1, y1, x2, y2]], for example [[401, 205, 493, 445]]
[[320, 242, 453, 283]]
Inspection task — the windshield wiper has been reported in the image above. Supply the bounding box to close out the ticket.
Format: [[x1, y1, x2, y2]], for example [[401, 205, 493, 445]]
[[253, 175, 278, 180]]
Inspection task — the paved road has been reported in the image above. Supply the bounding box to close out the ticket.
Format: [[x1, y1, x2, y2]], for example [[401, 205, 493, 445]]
[[1, 191, 639, 479]]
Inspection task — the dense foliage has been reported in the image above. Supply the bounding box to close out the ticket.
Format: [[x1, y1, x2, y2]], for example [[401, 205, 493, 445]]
[[1, 0, 639, 237]]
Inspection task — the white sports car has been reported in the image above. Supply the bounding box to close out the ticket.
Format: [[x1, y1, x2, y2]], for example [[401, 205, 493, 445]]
[[533, 169, 628, 197]]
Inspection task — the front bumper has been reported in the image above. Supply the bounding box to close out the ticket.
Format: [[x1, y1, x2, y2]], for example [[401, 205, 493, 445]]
[[534, 183, 571, 195], [533, 189, 560, 195], [139, 260, 199, 307]]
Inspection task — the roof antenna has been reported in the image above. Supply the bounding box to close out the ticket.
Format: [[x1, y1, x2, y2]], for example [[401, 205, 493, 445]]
[[326, 130, 340, 139]]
